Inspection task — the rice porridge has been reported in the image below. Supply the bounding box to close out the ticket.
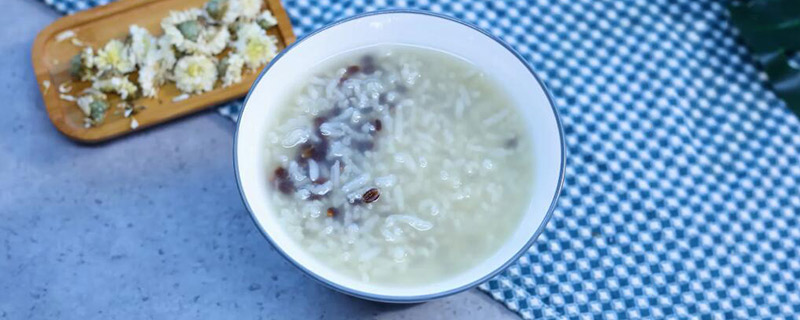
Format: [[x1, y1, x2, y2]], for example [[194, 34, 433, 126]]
[[263, 45, 534, 285]]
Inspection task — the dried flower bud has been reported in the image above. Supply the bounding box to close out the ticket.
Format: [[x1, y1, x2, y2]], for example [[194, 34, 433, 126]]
[[177, 20, 201, 42]]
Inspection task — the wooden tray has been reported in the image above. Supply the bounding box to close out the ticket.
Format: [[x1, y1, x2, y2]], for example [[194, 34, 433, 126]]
[[32, 0, 295, 143]]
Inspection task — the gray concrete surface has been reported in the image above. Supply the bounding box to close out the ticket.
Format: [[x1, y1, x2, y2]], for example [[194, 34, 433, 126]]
[[0, 1, 519, 319]]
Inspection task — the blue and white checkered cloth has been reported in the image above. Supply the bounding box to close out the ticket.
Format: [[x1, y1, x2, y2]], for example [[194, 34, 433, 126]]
[[43, 0, 800, 319]]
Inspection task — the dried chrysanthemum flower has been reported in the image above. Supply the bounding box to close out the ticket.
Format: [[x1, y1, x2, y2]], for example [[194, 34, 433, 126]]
[[138, 36, 177, 98], [173, 54, 218, 94], [233, 22, 278, 70], [206, 0, 264, 24], [256, 10, 278, 30], [162, 9, 202, 32], [95, 39, 136, 74], [138, 63, 162, 98], [177, 20, 202, 42], [205, 0, 228, 21], [162, 9, 230, 56], [218, 56, 243, 84], [93, 76, 139, 100], [128, 25, 156, 67], [66, 0, 287, 130], [219, 52, 245, 87], [69, 47, 95, 81], [205, 0, 242, 24], [227, 20, 246, 40], [76, 90, 109, 126], [237, 0, 262, 19]]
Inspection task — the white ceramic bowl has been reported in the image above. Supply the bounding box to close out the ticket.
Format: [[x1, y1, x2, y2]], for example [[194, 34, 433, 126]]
[[234, 10, 565, 303]]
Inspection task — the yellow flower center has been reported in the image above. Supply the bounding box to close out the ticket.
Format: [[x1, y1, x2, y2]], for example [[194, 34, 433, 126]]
[[142, 40, 151, 55], [107, 50, 120, 66], [246, 40, 265, 61], [187, 63, 203, 77]]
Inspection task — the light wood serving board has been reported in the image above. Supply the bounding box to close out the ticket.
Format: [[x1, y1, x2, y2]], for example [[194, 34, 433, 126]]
[[32, 0, 295, 143]]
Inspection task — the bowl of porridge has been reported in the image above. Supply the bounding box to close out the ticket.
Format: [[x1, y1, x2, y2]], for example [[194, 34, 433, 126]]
[[234, 10, 565, 302]]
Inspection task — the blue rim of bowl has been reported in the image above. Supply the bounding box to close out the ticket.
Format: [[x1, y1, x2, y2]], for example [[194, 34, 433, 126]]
[[233, 9, 567, 303]]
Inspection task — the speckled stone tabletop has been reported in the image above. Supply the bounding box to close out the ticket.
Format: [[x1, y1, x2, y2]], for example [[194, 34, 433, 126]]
[[0, 1, 519, 319]]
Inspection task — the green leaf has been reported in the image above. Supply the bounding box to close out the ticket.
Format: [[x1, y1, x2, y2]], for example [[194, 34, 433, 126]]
[[729, 0, 800, 116]]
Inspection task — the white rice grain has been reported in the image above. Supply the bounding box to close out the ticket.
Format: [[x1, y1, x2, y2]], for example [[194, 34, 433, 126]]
[[308, 159, 319, 182], [309, 181, 332, 196], [281, 128, 310, 148], [482, 109, 510, 126], [288, 161, 307, 183], [386, 214, 433, 231], [342, 174, 369, 193], [331, 160, 341, 186], [374, 175, 396, 188]]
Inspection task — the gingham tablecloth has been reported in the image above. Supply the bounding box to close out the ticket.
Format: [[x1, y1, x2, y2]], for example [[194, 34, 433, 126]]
[[43, 0, 800, 319]]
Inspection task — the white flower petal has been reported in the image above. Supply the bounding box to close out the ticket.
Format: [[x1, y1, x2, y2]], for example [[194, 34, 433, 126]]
[[173, 55, 218, 94]]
